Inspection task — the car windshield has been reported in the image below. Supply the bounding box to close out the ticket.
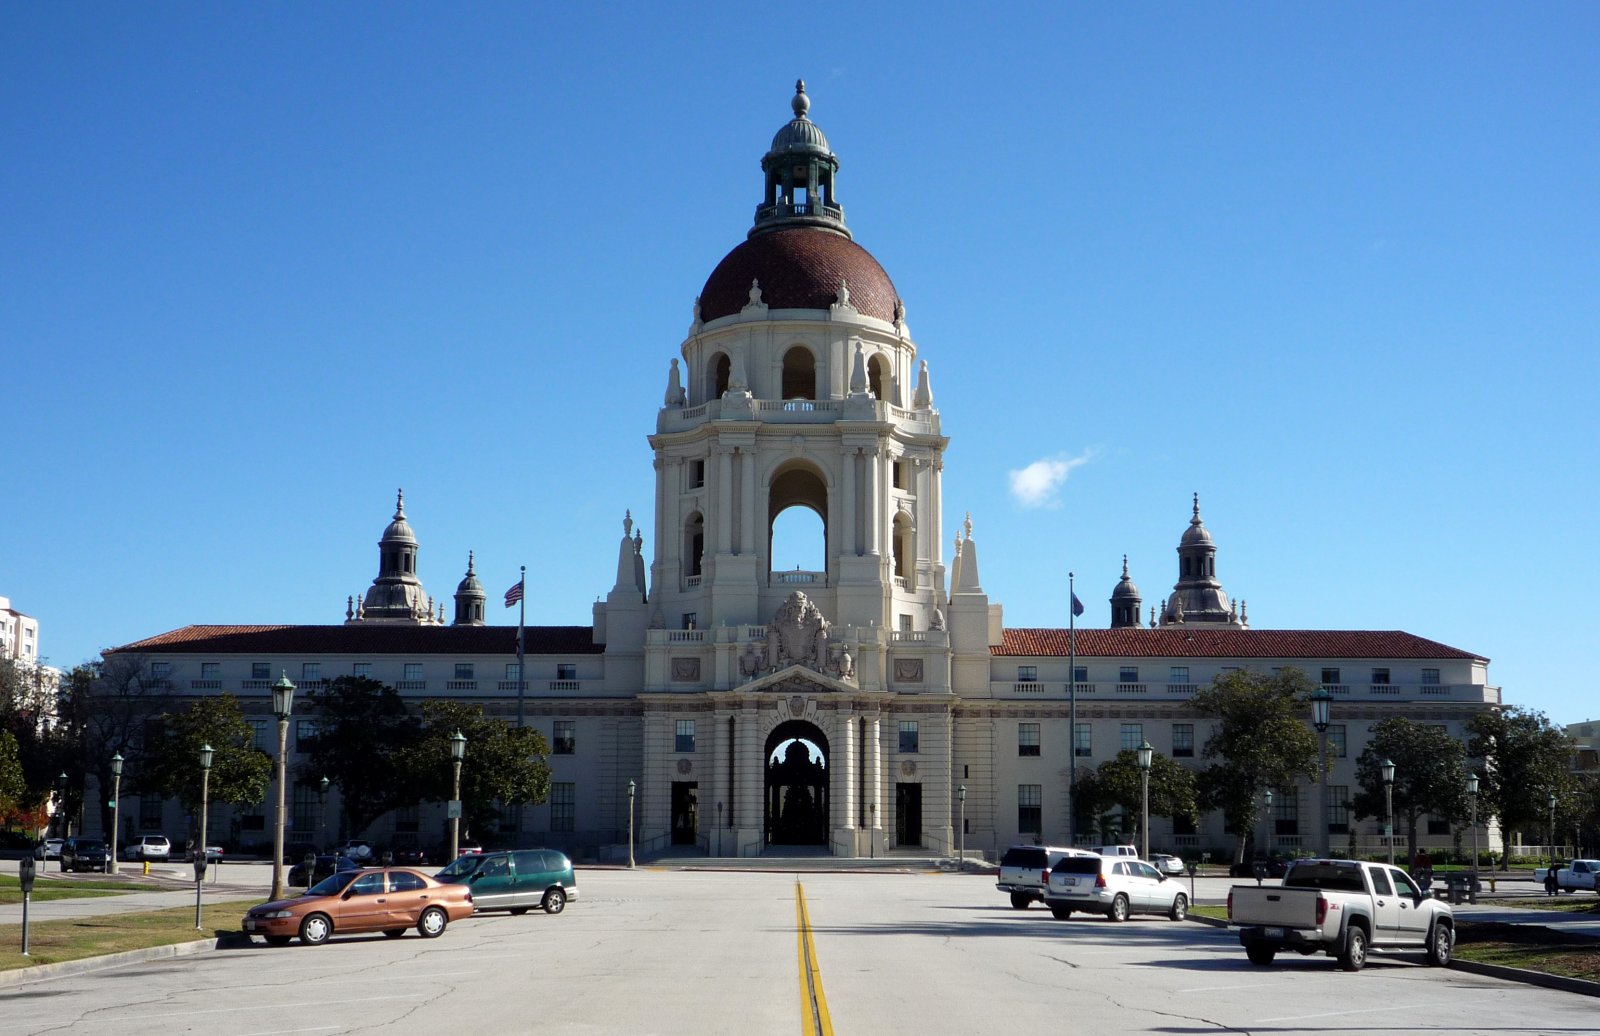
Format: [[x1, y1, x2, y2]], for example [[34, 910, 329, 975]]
[[75, 840, 105, 851], [436, 854, 486, 880], [306, 870, 361, 897]]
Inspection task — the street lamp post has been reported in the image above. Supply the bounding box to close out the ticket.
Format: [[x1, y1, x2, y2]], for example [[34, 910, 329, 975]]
[[716, 801, 723, 857], [1264, 788, 1274, 861], [269, 674, 296, 902], [108, 754, 124, 875], [57, 772, 69, 838], [1548, 792, 1558, 868], [318, 776, 330, 850], [1136, 740, 1153, 860], [958, 785, 967, 867], [870, 802, 877, 859], [626, 779, 636, 869], [448, 731, 467, 860], [1467, 771, 1480, 891], [1311, 688, 1333, 857], [196, 743, 213, 929], [1381, 758, 1396, 866]]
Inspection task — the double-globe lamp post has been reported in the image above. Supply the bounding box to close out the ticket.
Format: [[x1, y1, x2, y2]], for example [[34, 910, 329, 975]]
[[957, 784, 967, 867], [1381, 757, 1396, 866], [1136, 740, 1153, 860], [269, 674, 296, 902], [196, 742, 212, 929], [449, 730, 467, 860], [1467, 771, 1480, 886], [108, 753, 124, 875], [627, 779, 636, 869], [1548, 792, 1558, 869], [1311, 688, 1333, 857]]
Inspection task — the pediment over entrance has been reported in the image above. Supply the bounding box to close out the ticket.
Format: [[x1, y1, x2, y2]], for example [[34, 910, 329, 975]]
[[741, 664, 853, 697]]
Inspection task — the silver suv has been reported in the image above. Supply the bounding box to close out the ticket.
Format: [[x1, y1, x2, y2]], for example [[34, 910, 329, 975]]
[[996, 845, 1093, 909], [1043, 855, 1189, 922], [123, 835, 171, 861]]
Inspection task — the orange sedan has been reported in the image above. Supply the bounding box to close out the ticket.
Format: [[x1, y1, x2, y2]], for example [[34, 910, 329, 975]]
[[243, 867, 475, 946]]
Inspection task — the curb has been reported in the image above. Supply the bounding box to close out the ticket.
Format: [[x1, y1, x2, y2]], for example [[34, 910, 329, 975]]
[[0, 934, 246, 988]]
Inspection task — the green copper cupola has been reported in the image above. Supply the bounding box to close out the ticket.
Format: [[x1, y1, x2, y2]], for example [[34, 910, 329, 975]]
[[752, 79, 848, 238]]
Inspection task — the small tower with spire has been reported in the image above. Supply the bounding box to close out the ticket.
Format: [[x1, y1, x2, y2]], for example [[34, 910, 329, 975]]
[[350, 489, 442, 625], [753, 79, 847, 238], [1109, 555, 1143, 629], [1159, 494, 1244, 628], [453, 551, 486, 626]]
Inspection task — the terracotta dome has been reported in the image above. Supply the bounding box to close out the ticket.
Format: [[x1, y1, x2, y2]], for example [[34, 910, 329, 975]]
[[699, 228, 900, 324]]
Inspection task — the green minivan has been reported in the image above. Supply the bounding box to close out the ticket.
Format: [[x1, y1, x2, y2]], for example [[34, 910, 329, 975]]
[[434, 850, 578, 914]]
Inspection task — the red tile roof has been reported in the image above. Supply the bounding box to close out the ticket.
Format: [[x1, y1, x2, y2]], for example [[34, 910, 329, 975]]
[[995, 628, 1484, 661], [109, 625, 602, 655]]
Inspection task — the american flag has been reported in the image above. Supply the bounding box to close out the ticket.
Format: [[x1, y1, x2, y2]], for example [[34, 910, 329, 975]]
[[504, 581, 523, 608]]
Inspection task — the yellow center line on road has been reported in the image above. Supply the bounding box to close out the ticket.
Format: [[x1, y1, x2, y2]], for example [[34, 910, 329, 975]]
[[794, 880, 834, 1036]]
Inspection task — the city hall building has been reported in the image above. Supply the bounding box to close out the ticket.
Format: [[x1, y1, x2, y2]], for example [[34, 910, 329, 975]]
[[106, 84, 1501, 862]]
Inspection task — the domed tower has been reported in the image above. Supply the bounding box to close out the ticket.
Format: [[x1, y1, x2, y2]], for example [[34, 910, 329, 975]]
[[354, 489, 441, 625], [453, 551, 486, 626], [1160, 494, 1244, 628], [648, 81, 949, 641], [1109, 555, 1142, 629]]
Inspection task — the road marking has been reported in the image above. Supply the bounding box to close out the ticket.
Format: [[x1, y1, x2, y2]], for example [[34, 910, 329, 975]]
[[794, 881, 834, 1036]]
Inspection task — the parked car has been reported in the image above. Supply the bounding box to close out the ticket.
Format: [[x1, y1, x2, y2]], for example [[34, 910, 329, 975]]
[[1533, 859, 1600, 892], [334, 839, 376, 862], [242, 866, 475, 946], [456, 840, 484, 857], [996, 845, 1095, 909], [434, 849, 578, 915], [1043, 855, 1189, 922], [123, 835, 172, 861], [1089, 844, 1140, 860], [393, 846, 431, 866], [60, 836, 110, 873], [289, 854, 362, 887], [41, 838, 64, 860], [1150, 853, 1186, 876]]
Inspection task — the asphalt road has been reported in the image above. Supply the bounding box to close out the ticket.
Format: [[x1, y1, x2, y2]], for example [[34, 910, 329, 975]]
[[2, 868, 1595, 1035]]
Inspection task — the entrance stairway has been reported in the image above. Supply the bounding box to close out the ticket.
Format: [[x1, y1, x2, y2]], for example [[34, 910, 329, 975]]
[[641, 845, 974, 872]]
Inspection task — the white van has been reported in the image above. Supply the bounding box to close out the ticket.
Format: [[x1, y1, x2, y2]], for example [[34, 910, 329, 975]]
[[1089, 844, 1139, 859], [997, 845, 1098, 908]]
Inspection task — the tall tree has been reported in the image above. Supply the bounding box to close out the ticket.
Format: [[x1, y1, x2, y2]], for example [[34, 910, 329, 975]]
[[1349, 717, 1469, 862], [1190, 667, 1320, 864], [136, 695, 272, 845], [1076, 749, 1198, 846], [1467, 707, 1576, 866], [56, 654, 173, 839], [0, 730, 28, 827], [302, 676, 425, 839], [403, 700, 551, 840]]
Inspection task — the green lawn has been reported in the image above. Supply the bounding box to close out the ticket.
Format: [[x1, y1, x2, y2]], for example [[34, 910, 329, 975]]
[[0, 902, 256, 971], [0, 874, 131, 904]]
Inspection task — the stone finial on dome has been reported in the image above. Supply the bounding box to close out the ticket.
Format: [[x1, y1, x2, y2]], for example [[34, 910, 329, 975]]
[[963, 512, 973, 540], [623, 510, 633, 537], [792, 78, 810, 119], [913, 359, 932, 409], [665, 358, 685, 407]]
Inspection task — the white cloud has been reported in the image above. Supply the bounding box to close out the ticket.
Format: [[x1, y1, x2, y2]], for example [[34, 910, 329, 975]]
[[1008, 450, 1094, 508]]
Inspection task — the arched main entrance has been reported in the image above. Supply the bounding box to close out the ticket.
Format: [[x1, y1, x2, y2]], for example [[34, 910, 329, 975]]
[[765, 721, 830, 846]]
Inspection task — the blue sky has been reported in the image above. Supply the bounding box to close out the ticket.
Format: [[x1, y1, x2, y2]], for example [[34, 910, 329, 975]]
[[4, 5, 1596, 724]]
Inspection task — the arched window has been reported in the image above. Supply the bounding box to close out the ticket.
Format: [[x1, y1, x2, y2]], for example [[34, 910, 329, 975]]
[[868, 354, 889, 402], [893, 511, 915, 586], [684, 512, 705, 578], [768, 465, 828, 581], [708, 353, 730, 400], [781, 346, 816, 400]]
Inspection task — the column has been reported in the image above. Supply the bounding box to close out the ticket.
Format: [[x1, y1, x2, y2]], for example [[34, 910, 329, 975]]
[[733, 703, 765, 855], [841, 448, 857, 555], [830, 705, 858, 849], [863, 448, 880, 555], [863, 712, 882, 843], [717, 446, 734, 554], [740, 449, 757, 556]]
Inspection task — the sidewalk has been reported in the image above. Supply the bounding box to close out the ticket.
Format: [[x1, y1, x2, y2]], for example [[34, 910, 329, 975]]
[[1, 861, 271, 926]]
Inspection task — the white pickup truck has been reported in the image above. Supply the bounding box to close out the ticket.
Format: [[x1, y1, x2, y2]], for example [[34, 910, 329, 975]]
[[1533, 859, 1600, 891], [1228, 858, 1455, 971]]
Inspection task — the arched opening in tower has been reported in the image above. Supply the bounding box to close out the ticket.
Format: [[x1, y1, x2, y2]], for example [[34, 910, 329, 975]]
[[683, 512, 705, 579], [708, 352, 730, 401], [867, 353, 890, 403], [765, 722, 830, 846], [781, 345, 816, 400], [768, 465, 828, 584]]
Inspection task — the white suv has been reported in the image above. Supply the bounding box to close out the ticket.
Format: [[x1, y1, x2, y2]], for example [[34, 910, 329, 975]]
[[1043, 855, 1189, 922], [996, 845, 1096, 909], [123, 835, 171, 861]]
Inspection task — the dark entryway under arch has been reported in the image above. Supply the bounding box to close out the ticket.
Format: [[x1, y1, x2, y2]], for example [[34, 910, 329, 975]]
[[765, 721, 829, 846]]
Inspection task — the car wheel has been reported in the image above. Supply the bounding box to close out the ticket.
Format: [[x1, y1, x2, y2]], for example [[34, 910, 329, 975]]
[[1426, 922, 1453, 966], [1109, 894, 1130, 923], [1339, 924, 1368, 971], [1048, 905, 1074, 920], [1009, 893, 1032, 910], [264, 935, 292, 947], [299, 913, 333, 946], [1246, 943, 1276, 966], [542, 888, 567, 915], [417, 906, 448, 938], [509, 907, 530, 916], [1168, 893, 1188, 922]]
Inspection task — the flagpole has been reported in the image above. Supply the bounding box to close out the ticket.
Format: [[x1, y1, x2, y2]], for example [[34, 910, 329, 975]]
[[516, 566, 526, 728], [1068, 570, 1077, 849]]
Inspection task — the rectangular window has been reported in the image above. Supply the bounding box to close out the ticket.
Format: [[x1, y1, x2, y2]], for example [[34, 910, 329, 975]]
[[292, 782, 318, 835], [1073, 666, 1087, 684], [1120, 723, 1143, 751], [553, 720, 575, 755], [140, 792, 163, 830], [1273, 786, 1298, 835], [301, 662, 320, 681], [454, 663, 474, 680], [1018, 723, 1040, 757], [682, 613, 697, 630], [1017, 665, 1037, 682], [1427, 818, 1450, 835], [246, 719, 270, 752], [200, 662, 220, 678], [550, 782, 575, 832], [898, 721, 919, 754], [676, 720, 696, 754], [506, 663, 522, 681], [892, 460, 906, 489], [1329, 785, 1350, 833], [1221, 666, 1241, 674], [1169, 666, 1188, 683], [1018, 784, 1042, 838], [1371, 667, 1390, 685], [1172, 723, 1194, 758], [296, 719, 319, 743], [689, 460, 705, 488], [1321, 667, 1341, 685], [404, 663, 423, 680], [1421, 668, 1440, 685], [557, 663, 577, 680], [151, 662, 171, 678], [394, 805, 419, 833], [898, 614, 913, 632], [1074, 723, 1092, 757], [1329, 724, 1347, 758], [1119, 666, 1139, 683], [252, 662, 270, 680], [353, 662, 372, 677]]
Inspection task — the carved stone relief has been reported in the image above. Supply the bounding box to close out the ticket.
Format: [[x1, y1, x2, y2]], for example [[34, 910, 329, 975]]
[[894, 658, 924, 683], [671, 657, 701, 682]]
